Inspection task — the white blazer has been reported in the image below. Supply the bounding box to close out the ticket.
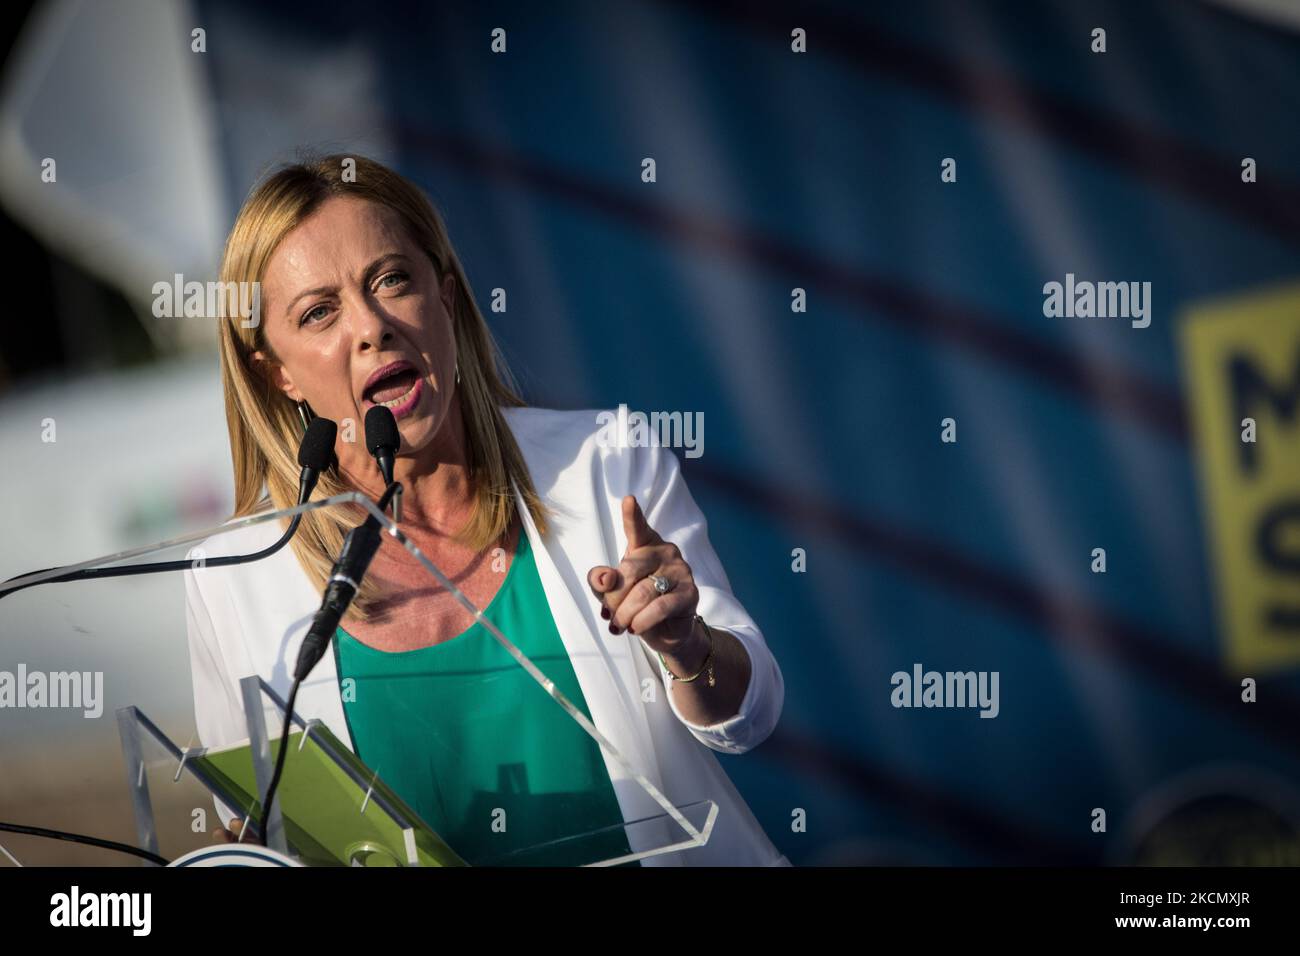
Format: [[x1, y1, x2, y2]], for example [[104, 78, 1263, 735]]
[[183, 405, 790, 866]]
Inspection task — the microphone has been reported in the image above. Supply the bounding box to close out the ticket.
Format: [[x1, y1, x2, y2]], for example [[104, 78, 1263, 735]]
[[296, 416, 339, 502], [0, 418, 339, 601], [365, 404, 403, 521], [365, 405, 400, 487], [291, 409, 402, 681]]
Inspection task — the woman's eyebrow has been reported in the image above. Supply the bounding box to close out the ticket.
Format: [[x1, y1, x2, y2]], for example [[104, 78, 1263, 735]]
[[282, 253, 412, 316], [284, 282, 335, 316], [361, 252, 411, 281]]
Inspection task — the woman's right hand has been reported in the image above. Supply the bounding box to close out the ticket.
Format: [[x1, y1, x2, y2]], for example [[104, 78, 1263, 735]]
[[212, 817, 262, 845]]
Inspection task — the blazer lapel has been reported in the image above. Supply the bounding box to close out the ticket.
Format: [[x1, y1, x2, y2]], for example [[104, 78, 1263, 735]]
[[512, 476, 682, 858]]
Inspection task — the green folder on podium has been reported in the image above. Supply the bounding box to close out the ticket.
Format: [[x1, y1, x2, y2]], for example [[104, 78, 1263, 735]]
[[189, 725, 466, 867]]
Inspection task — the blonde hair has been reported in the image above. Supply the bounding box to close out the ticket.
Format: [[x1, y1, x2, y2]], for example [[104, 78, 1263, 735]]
[[216, 153, 549, 620]]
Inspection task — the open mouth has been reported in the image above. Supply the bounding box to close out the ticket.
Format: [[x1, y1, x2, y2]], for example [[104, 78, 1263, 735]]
[[362, 367, 421, 411]]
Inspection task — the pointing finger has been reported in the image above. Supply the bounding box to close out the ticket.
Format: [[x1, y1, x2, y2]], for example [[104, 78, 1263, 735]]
[[622, 495, 660, 552]]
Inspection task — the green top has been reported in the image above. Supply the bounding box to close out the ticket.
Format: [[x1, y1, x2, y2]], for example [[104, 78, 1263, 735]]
[[333, 524, 637, 866]]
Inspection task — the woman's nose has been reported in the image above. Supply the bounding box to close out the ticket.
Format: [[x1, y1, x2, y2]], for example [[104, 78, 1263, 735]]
[[349, 298, 396, 350]]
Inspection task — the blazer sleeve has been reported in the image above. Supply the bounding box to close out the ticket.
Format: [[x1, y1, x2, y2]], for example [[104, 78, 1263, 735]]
[[625, 441, 785, 755], [183, 562, 246, 830]]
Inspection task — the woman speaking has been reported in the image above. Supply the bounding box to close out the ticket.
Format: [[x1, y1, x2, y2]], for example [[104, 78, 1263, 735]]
[[184, 154, 788, 866]]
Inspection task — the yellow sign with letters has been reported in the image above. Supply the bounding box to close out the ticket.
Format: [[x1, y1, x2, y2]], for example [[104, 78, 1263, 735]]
[[1180, 283, 1300, 674]]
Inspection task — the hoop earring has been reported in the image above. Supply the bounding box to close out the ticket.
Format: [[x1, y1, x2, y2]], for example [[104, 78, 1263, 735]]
[[455, 361, 460, 386], [296, 400, 314, 432]]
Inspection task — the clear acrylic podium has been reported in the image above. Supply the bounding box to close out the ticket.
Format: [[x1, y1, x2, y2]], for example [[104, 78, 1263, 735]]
[[0, 492, 717, 866]]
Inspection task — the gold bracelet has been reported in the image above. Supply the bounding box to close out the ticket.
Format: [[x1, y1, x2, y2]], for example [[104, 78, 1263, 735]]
[[659, 615, 716, 687]]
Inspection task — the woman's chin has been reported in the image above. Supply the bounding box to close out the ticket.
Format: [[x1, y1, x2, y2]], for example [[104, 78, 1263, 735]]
[[393, 412, 442, 456]]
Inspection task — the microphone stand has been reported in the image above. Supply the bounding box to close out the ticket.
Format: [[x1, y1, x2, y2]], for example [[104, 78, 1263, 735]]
[[255, 479, 402, 845]]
